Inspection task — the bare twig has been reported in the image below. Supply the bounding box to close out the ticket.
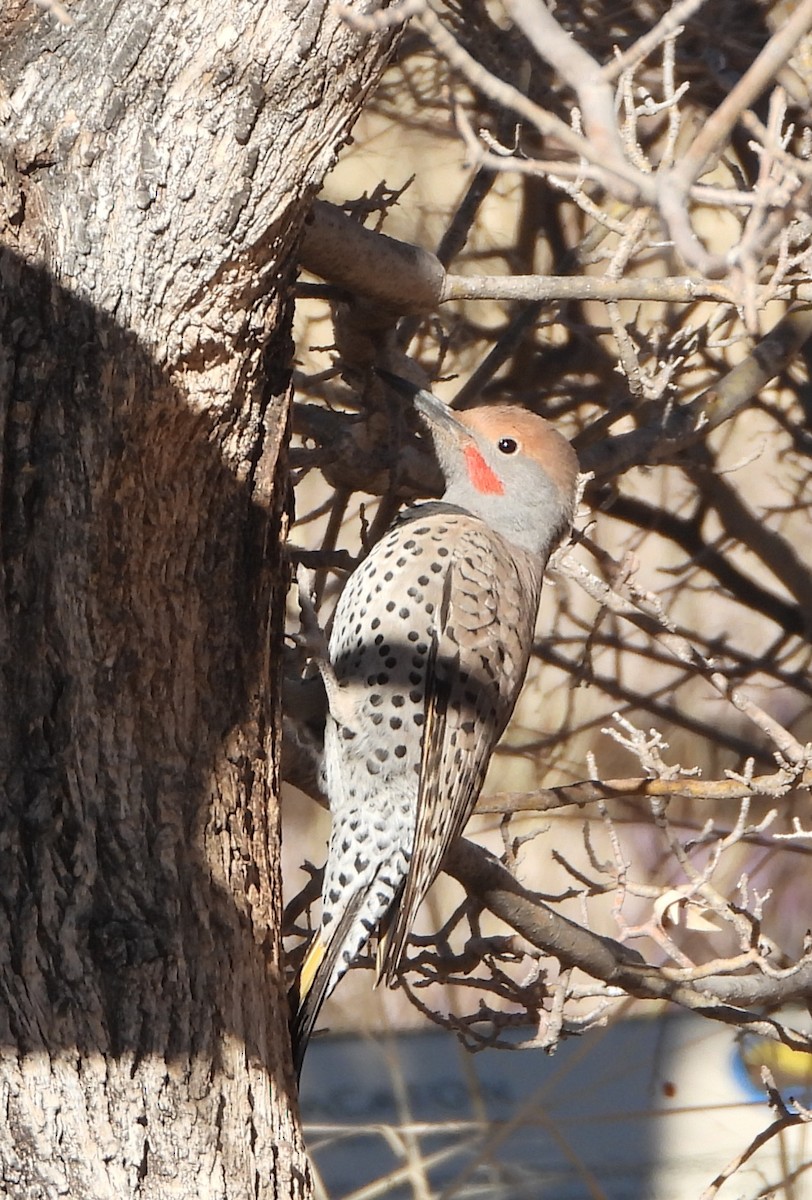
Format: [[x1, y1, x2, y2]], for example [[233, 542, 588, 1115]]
[[698, 1071, 812, 1199], [601, 0, 710, 82], [475, 768, 811, 815], [557, 553, 811, 764]]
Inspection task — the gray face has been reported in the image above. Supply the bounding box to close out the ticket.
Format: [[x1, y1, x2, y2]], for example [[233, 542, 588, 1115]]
[[416, 398, 577, 560], [441, 449, 573, 557]]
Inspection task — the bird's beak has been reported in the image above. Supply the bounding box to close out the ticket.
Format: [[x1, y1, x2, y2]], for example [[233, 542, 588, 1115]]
[[375, 369, 468, 439]]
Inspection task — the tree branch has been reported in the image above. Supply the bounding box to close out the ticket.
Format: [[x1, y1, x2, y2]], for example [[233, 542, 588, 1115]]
[[447, 838, 812, 1048]]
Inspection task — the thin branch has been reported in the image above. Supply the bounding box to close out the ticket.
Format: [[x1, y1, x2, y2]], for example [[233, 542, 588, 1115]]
[[417, 3, 649, 202], [557, 553, 811, 765], [302, 205, 812, 320], [447, 838, 812, 1042], [601, 0, 710, 82], [658, 0, 812, 271], [442, 273, 736, 303], [476, 767, 810, 815], [699, 1095, 811, 1199], [504, 0, 629, 168], [580, 304, 812, 479], [673, 0, 812, 191]]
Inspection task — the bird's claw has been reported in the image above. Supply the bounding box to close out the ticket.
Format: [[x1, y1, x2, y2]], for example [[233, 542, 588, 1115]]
[[295, 565, 355, 726]]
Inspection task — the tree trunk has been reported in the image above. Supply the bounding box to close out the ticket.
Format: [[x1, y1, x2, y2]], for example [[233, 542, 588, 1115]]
[[0, 3, 389, 1195]]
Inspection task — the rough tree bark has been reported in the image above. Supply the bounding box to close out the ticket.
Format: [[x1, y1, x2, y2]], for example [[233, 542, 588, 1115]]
[[0, 2, 389, 1196]]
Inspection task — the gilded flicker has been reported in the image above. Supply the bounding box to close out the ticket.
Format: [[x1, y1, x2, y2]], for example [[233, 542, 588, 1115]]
[[290, 374, 579, 1076]]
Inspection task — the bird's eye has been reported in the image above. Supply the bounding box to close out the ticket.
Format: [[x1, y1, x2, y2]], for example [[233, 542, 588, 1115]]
[[497, 437, 518, 455]]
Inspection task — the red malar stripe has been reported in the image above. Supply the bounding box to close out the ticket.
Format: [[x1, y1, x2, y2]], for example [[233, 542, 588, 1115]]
[[464, 446, 504, 495]]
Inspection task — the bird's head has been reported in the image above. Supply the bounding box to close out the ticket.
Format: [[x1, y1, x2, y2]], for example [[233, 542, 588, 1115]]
[[380, 372, 579, 558]]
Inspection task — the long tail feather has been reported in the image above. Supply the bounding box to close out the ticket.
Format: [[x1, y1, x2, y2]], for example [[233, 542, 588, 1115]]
[[289, 889, 367, 1081]]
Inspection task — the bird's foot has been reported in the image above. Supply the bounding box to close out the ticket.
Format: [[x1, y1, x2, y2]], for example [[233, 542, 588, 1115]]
[[295, 565, 357, 728]]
